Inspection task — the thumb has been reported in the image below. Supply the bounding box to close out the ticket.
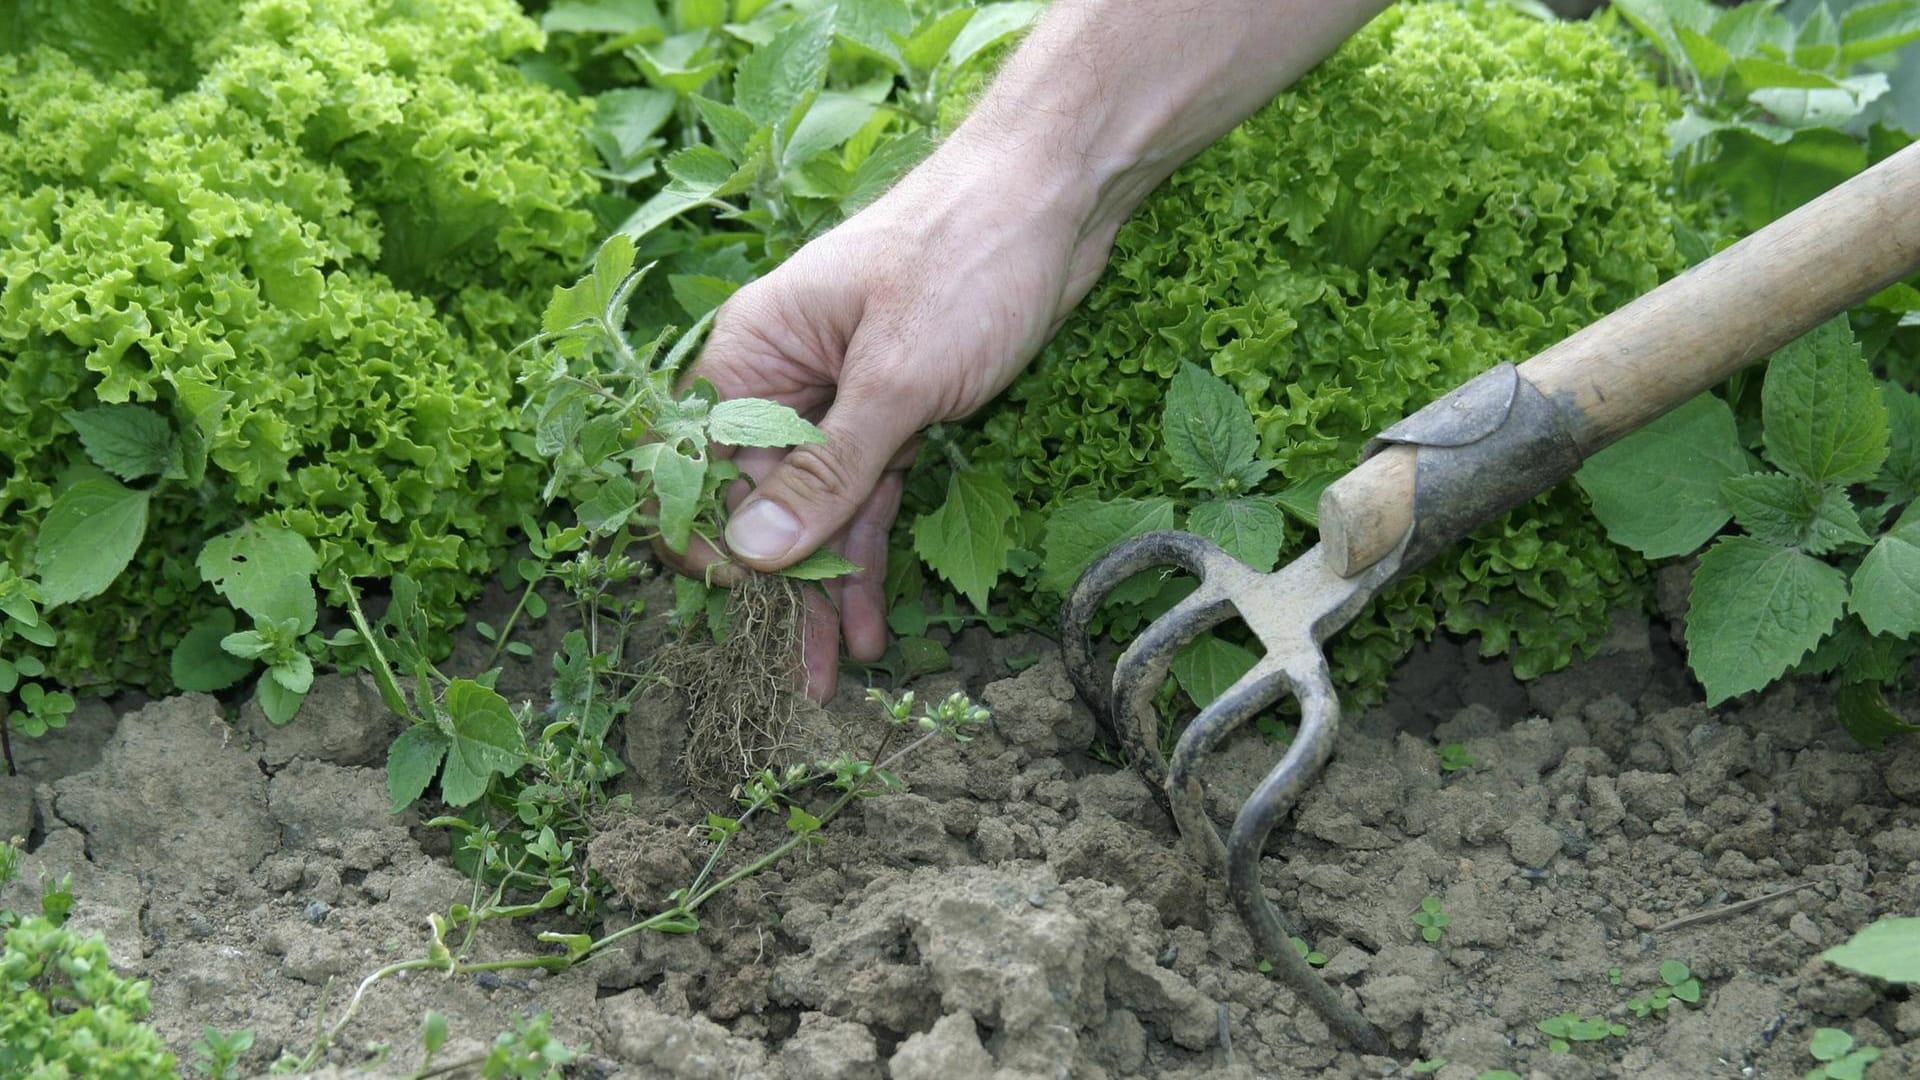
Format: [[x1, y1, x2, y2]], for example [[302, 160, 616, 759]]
[[722, 375, 925, 570]]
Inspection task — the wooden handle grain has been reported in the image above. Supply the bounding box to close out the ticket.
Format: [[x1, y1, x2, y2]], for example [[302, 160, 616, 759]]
[[1320, 140, 1920, 577]]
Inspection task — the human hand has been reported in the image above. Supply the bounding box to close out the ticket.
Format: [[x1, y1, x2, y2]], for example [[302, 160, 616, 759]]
[[661, 142, 1122, 701]]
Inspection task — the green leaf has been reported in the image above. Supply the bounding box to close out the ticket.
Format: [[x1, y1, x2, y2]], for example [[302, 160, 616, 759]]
[[781, 549, 863, 581], [912, 471, 1018, 610], [1809, 1026, 1857, 1062], [631, 33, 728, 94], [1659, 960, 1691, 986], [1186, 498, 1287, 572], [544, 234, 639, 336], [786, 804, 822, 835], [1273, 476, 1335, 527], [1748, 75, 1888, 130], [1577, 393, 1749, 558], [256, 675, 306, 726], [707, 398, 827, 448], [646, 445, 706, 554], [1840, 0, 1920, 64], [588, 87, 674, 180], [1823, 917, 1920, 983], [897, 7, 974, 73], [1038, 496, 1178, 595], [1836, 682, 1920, 748], [1852, 503, 1920, 637], [387, 725, 450, 812], [270, 652, 314, 695], [196, 522, 319, 631], [422, 1011, 449, 1056], [1762, 318, 1888, 486], [668, 273, 740, 319], [1721, 473, 1869, 554], [35, 477, 151, 609], [783, 92, 880, 167], [64, 405, 175, 482], [1686, 536, 1848, 704], [1875, 382, 1920, 502], [1170, 633, 1261, 709], [170, 608, 253, 692], [438, 680, 528, 807], [542, 0, 664, 35], [1164, 362, 1266, 493], [1712, 128, 1866, 235], [733, 7, 835, 126], [944, 1, 1041, 70]]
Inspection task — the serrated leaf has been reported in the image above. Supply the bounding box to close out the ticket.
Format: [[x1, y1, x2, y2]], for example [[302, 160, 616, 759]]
[[912, 471, 1017, 609], [544, 235, 639, 336], [388, 725, 450, 812], [438, 680, 528, 806], [1852, 503, 1920, 637], [35, 477, 151, 609], [170, 608, 253, 692], [1186, 498, 1287, 572], [781, 549, 863, 580], [1823, 917, 1920, 983], [1164, 362, 1265, 493], [647, 445, 706, 554], [270, 653, 314, 695], [708, 399, 826, 448], [1721, 472, 1869, 553], [1274, 476, 1335, 527], [1170, 633, 1261, 709], [1576, 393, 1748, 558], [630, 33, 727, 94], [64, 405, 175, 482], [197, 522, 319, 631], [1836, 682, 1920, 749], [1762, 318, 1888, 486], [733, 7, 834, 125], [1686, 536, 1848, 704], [1038, 496, 1177, 595], [1875, 382, 1920, 502]]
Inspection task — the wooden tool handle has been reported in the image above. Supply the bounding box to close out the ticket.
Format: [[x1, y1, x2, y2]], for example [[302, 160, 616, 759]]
[[1321, 140, 1920, 577]]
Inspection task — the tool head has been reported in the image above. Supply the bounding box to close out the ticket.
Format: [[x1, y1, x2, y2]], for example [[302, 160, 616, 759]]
[[1060, 530, 1405, 1054]]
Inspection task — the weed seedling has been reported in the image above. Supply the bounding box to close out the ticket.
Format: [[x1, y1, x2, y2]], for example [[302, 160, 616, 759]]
[[1412, 896, 1451, 943], [1437, 741, 1476, 772], [1256, 936, 1328, 976], [191, 1027, 254, 1079], [1537, 1011, 1627, 1053], [1627, 959, 1702, 1017], [1806, 1027, 1881, 1080]]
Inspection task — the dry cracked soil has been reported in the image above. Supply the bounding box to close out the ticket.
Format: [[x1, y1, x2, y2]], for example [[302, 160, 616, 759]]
[[3, 583, 1918, 1080]]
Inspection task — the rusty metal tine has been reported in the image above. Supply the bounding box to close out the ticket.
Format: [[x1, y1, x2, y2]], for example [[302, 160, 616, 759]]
[[1224, 660, 1389, 1055], [1105, 577, 1237, 819], [1162, 662, 1294, 876], [1061, 530, 1236, 734]]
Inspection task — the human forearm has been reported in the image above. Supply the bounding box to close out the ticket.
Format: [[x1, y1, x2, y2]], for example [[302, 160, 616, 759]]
[[935, 0, 1394, 234]]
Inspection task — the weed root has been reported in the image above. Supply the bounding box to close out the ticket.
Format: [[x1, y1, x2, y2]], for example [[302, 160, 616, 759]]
[[657, 572, 805, 793]]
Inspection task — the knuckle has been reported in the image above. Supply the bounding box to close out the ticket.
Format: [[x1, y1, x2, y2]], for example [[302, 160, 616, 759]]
[[777, 442, 864, 508]]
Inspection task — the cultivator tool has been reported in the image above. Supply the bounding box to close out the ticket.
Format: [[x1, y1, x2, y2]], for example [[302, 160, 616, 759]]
[[1063, 141, 1920, 1053]]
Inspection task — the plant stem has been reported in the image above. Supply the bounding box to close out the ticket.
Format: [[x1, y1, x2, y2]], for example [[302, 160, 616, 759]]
[[0, 700, 15, 776], [480, 576, 542, 670]]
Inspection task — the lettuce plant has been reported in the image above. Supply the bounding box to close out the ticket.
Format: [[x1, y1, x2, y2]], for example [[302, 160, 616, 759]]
[[917, 2, 1690, 689], [0, 0, 601, 693]]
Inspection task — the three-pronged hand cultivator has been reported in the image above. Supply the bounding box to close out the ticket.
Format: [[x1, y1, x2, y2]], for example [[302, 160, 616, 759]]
[[1062, 142, 1920, 1053]]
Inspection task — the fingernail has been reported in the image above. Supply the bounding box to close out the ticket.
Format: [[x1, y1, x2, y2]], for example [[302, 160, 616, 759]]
[[726, 500, 802, 562]]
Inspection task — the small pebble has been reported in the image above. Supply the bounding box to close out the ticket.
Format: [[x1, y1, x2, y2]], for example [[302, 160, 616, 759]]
[[1789, 912, 1822, 947], [476, 970, 504, 990], [303, 900, 331, 925], [187, 913, 216, 939], [1626, 908, 1656, 930]]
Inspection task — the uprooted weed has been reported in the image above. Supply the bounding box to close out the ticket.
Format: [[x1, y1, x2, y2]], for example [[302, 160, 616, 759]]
[[658, 572, 805, 792]]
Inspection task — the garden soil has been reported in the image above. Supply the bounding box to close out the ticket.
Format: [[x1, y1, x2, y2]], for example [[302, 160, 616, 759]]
[[5, 572, 1919, 1080]]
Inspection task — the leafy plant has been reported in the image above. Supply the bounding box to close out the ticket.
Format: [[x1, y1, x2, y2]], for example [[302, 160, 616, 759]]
[[0, 564, 72, 770], [1412, 896, 1452, 944], [1807, 1027, 1882, 1080], [1, 842, 178, 1079], [1578, 318, 1920, 736], [921, 2, 1688, 695], [0, 0, 600, 696], [1627, 958, 1704, 1016], [1256, 935, 1329, 975], [1822, 916, 1920, 982], [279, 687, 986, 1071], [1437, 742, 1476, 773], [1537, 1011, 1628, 1053], [190, 1027, 254, 1080]]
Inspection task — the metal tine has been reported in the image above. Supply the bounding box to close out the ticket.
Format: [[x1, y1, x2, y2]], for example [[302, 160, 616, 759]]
[[1105, 576, 1236, 814], [1062, 531, 1235, 720], [1221, 658, 1388, 1055], [1162, 659, 1293, 876]]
